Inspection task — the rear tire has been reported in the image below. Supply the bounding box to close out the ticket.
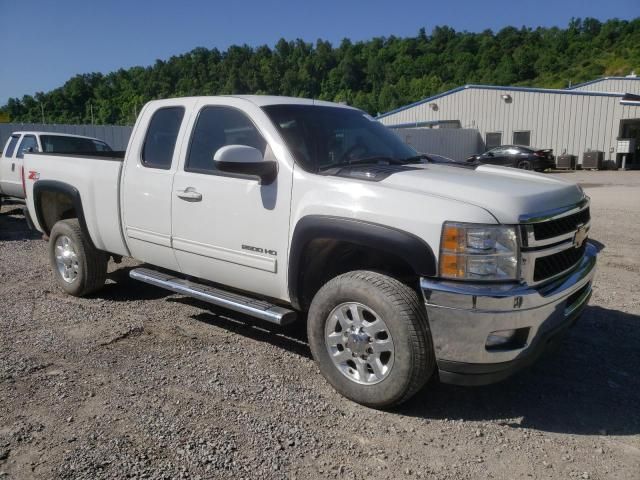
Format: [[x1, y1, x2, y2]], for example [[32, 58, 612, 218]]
[[517, 160, 532, 170], [48, 219, 108, 297], [307, 271, 435, 408]]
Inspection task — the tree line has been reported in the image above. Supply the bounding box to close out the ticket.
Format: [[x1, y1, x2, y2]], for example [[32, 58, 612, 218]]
[[3, 17, 639, 125]]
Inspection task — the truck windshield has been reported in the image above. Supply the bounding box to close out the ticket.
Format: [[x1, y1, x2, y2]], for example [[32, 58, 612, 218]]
[[40, 135, 112, 154], [262, 104, 418, 172]]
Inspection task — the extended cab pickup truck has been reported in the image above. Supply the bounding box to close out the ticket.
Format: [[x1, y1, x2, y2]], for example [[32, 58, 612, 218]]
[[23, 96, 597, 407], [0, 131, 112, 201]]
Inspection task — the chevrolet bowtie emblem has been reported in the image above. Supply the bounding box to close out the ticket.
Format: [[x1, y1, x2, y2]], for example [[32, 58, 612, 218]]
[[574, 224, 588, 249]]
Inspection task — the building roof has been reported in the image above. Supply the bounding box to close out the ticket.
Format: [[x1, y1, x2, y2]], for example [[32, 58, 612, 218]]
[[566, 75, 640, 90], [377, 78, 638, 120]]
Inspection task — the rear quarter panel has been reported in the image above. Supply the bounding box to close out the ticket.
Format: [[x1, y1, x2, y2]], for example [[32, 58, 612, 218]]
[[24, 153, 128, 256]]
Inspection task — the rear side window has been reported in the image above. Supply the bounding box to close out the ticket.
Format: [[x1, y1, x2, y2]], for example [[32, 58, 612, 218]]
[[16, 135, 38, 158], [141, 107, 185, 169], [3, 135, 19, 158], [186, 106, 266, 173], [41, 135, 113, 153]]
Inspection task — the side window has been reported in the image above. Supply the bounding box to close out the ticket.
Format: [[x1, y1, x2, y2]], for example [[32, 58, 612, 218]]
[[485, 132, 502, 150], [513, 131, 531, 146], [16, 135, 38, 158], [186, 106, 266, 173], [141, 107, 185, 169], [3, 135, 19, 158]]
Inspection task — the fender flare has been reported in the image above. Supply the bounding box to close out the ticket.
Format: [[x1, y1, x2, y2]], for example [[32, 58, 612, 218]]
[[32, 180, 91, 241], [288, 215, 437, 308]]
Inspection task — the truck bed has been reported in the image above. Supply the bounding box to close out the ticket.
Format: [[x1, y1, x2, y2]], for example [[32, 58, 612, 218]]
[[23, 152, 129, 256]]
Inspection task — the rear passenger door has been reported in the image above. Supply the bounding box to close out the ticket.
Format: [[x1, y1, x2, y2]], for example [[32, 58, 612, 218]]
[[121, 103, 190, 271]]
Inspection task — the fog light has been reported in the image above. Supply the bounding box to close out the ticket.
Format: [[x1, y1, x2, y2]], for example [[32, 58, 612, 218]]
[[486, 329, 517, 348], [485, 327, 530, 351]]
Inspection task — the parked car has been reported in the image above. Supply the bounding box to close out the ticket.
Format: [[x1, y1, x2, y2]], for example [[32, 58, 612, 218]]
[[0, 131, 112, 201], [469, 145, 555, 171], [22, 96, 596, 408]]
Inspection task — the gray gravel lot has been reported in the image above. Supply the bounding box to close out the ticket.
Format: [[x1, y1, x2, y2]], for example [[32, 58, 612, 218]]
[[1, 170, 639, 479]]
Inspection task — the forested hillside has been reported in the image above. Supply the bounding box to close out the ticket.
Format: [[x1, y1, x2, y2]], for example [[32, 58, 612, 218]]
[[3, 17, 639, 125]]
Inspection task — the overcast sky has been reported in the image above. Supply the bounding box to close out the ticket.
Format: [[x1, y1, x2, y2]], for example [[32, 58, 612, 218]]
[[1, 0, 638, 105]]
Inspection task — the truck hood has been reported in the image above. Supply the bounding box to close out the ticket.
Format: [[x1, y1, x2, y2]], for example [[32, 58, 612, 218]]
[[364, 163, 584, 224]]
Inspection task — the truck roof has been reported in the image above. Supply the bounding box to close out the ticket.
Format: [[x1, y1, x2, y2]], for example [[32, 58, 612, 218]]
[[145, 95, 357, 110], [9, 131, 107, 141]]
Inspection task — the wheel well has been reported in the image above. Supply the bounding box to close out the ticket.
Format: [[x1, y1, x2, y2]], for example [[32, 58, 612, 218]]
[[37, 190, 78, 234], [295, 239, 419, 311]]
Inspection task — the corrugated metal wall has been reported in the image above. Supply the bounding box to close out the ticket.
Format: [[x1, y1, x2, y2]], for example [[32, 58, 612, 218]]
[[391, 127, 482, 161], [379, 88, 640, 165], [570, 78, 640, 94], [0, 123, 132, 151]]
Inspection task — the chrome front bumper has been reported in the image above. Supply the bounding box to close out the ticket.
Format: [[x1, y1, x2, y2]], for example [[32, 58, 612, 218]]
[[421, 241, 597, 385]]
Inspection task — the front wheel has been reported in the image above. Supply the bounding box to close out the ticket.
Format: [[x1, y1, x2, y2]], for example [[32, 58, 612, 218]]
[[48, 219, 108, 297], [307, 271, 435, 408]]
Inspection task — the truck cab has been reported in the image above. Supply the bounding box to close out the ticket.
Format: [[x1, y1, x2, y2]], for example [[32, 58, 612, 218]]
[[0, 131, 112, 200]]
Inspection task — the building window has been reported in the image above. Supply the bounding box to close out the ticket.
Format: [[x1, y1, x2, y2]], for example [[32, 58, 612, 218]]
[[513, 130, 531, 146], [485, 132, 502, 150]]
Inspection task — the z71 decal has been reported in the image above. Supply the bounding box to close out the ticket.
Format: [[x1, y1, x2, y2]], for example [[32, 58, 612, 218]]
[[28, 171, 40, 180]]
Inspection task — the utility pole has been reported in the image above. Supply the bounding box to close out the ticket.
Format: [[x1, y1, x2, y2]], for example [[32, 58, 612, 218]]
[[40, 103, 45, 124], [90, 103, 94, 125]]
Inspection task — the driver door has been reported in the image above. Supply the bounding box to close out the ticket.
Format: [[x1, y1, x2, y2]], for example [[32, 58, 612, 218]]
[[171, 99, 292, 300], [482, 147, 506, 165]]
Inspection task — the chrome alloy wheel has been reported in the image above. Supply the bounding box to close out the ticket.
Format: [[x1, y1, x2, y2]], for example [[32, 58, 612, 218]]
[[324, 302, 395, 385], [54, 235, 80, 283]]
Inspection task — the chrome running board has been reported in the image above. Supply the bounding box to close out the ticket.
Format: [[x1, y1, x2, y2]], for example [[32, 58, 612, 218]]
[[129, 268, 296, 325]]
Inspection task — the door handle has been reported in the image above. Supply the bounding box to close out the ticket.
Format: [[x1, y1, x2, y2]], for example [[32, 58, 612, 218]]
[[176, 189, 203, 202]]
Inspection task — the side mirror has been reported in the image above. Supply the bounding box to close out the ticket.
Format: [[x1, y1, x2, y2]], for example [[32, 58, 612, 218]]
[[213, 145, 277, 184]]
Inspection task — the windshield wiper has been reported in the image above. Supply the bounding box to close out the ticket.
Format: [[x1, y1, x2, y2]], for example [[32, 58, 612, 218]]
[[400, 154, 429, 164], [347, 156, 408, 166], [321, 155, 418, 171]]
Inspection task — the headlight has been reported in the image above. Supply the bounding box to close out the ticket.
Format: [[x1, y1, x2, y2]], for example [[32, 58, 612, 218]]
[[439, 222, 519, 281]]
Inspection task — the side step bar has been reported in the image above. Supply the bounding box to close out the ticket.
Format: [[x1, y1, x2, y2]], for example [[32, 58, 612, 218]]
[[129, 268, 296, 326]]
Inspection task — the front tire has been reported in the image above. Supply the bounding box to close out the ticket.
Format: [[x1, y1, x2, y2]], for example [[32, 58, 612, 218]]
[[307, 271, 435, 408], [48, 219, 108, 297]]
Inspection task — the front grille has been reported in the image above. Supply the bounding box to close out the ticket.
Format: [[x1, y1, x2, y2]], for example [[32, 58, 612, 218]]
[[533, 243, 586, 282], [532, 207, 590, 241]]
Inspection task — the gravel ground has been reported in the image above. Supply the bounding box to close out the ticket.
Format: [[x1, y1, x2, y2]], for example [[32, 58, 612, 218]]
[[1, 171, 639, 480]]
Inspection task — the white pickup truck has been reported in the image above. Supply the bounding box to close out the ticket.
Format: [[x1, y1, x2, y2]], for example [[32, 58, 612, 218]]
[[23, 96, 597, 407], [0, 131, 112, 201]]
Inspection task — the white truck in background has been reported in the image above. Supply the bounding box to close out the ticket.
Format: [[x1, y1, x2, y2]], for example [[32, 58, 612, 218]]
[[0, 131, 112, 202], [22, 96, 597, 408]]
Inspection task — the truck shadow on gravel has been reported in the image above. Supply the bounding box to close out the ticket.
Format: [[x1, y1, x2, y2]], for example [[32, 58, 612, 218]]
[[171, 297, 639, 437], [169, 296, 313, 359], [402, 305, 640, 437], [95, 267, 174, 301], [90, 271, 639, 437], [0, 205, 41, 241]]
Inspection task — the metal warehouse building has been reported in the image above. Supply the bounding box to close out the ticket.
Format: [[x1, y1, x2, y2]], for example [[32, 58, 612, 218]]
[[378, 75, 640, 168]]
